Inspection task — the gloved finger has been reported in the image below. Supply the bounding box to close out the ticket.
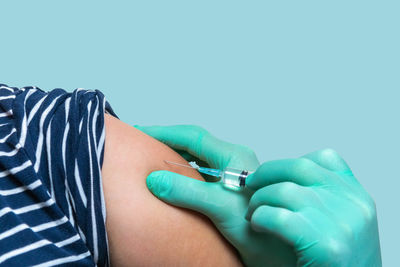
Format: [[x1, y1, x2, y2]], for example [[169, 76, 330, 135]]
[[146, 170, 231, 222], [301, 148, 352, 173], [245, 182, 317, 221], [250, 205, 314, 248], [135, 125, 257, 170], [246, 158, 333, 190], [301, 148, 359, 184]]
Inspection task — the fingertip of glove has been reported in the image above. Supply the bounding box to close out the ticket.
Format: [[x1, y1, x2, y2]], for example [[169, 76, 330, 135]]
[[245, 173, 256, 189], [147, 171, 172, 199]]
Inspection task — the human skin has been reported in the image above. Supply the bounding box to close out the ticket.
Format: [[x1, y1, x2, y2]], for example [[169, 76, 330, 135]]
[[100, 113, 243, 266]]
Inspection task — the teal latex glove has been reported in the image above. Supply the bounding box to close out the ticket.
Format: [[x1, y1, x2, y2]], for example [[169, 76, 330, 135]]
[[136, 125, 297, 266], [245, 150, 382, 266], [136, 125, 382, 266]]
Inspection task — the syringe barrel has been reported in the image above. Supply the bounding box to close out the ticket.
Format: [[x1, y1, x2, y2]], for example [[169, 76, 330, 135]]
[[221, 168, 254, 188]]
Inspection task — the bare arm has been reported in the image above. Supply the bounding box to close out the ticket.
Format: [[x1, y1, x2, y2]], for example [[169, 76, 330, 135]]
[[101, 113, 242, 266]]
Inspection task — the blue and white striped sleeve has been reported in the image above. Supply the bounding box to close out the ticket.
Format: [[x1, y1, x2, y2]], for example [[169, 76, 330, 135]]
[[0, 84, 119, 266]]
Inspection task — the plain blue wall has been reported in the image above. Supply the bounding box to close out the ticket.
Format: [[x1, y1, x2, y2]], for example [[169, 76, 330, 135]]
[[1, 1, 398, 265]]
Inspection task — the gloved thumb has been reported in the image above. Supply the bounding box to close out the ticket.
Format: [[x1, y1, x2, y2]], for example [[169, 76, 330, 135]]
[[146, 170, 229, 221]]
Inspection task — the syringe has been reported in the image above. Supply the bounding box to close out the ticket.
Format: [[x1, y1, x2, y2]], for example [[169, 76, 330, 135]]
[[164, 160, 254, 188]]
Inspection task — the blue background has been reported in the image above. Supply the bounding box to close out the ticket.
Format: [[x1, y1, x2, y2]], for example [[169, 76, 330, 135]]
[[1, 1, 398, 265]]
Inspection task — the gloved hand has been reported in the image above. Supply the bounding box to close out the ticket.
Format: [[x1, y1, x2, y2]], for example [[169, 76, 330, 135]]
[[135, 125, 297, 266], [245, 149, 382, 266], [136, 125, 382, 266]]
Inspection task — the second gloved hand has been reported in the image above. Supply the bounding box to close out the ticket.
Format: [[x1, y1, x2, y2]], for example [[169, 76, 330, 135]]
[[244, 150, 381, 266]]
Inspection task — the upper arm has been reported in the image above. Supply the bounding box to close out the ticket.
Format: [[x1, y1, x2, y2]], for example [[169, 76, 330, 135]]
[[101, 113, 242, 266]]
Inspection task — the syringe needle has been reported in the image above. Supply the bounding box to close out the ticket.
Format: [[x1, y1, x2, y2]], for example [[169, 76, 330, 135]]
[[164, 160, 197, 169]]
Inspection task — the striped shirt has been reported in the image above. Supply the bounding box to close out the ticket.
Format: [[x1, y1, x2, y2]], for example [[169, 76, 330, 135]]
[[0, 84, 119, 266]]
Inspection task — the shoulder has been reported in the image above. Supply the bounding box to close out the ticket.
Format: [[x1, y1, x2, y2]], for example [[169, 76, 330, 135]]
[[101, 113, 241, 266]]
